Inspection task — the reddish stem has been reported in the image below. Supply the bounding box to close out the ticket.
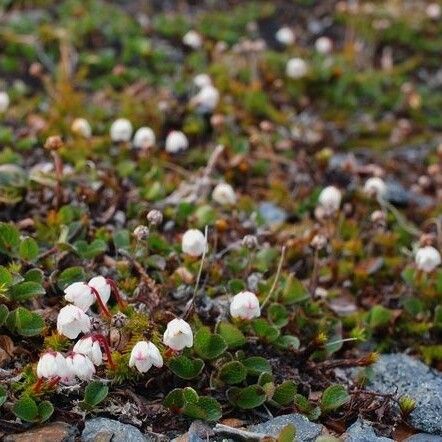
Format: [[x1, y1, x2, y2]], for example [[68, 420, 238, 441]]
[[93, 334, 115, 369], [106, 278, 127, 309], [90, 286, 112, 318], [46, 376, 61, 390], [33, 378, 45, 394]]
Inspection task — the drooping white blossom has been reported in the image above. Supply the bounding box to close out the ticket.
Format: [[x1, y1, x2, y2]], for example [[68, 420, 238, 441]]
[[415, 246, 441, 273], [163, 318, 193, 351], [182, 229, 207, 257], [129, 341, 163, 373], [57, 305, 91, 339], [230, 291, 261, 320]]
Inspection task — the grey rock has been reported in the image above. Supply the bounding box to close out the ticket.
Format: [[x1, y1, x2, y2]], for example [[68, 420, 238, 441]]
[[385, 181, 433, 208], [82, 418, 154, 442], [258, 202, 287, 226], [344, 418, 392, 441], [367, 354, 442, 435], [404, 434, 442, 442], [248, 413, 322, 441]]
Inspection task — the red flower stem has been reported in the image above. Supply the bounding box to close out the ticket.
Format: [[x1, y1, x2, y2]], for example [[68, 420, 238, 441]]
[[46, 376, 61, 390], [90, 286, 112, 318], [93, 333, 115, 369], [33, 378, 45, 393], [106, 278, 127, 309]]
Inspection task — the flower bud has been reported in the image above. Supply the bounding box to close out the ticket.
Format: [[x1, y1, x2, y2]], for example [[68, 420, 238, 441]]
[[0, 91, 10, 113], [275, 26, 295, 46], [110, 118, 133, 142], [311, 234, 327, 250], [212, 182, 237, 205], [133, 225, 149, 241], [163, 318, 193, 351], [165, 130, 189, 153], [315, 36, 333, 54], [44, 135, 64, 151], [57, 305, 91, 339], [182, 228, 207, 257], [191, 85, 220, 113], [415, 246, 441, 273], [317, 185, 342, 215], [182, 30, 203, 49], [242, 234, 258, 249], [364, 177, 386, 199], [230, 291, 261, 320], [286, 58, 308, 79], [129, 341, 163, 373], [133, 127, 155, 149], [147, 209, 163, 226], [71, 118, 92, 138]]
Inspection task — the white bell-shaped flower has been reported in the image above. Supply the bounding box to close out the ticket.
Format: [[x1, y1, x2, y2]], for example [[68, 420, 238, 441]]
[[286, 58, 308, 79], [182, 229, 207, 257], [71, 118, 92, 138], [212, 182, 237, 205], [66, 353, 95, 381], [73, 336, 103, 366], [88, 276, 111, 305], [57, 305, 91, 339], [129, 341, 163, 373], [318, 185, 342, 214], [315, 36, 333, 54], [163, 318, 193, 351], [364, 177, 387, 199], [191, 85, 220, 112], [37, 351, 68, 379], [133, 127, 156, 149], [415, 246, 441, 273], [275, 27, 295, 46], [110, 118, 133, 142], [165, 130, 189, 153], [230, 291, 261, 320], [0, 91, 10, 113], [182, 30, 203, 49], [64, 282, 94, 312]]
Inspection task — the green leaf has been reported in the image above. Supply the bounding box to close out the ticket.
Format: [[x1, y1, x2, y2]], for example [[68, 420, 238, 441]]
[[320, 385, 350, 413], [7, 307, 45, 336], [0, 266, 13, 286], [182, 387, 199, 404], [242, 356, 272, 376], [9, 281, 45, 302], [275, 335, 300, 350], [57, 266, 86, 290], [164, 389, 185, 410], [252, 318, 280, 343], [366, 305, 392, 330], [113, 229, 131, 251], [194, 327, 227, 360], [280, 275, 309, 305], [218, 361, 247, 385], [192, 397, 222, 421], [0, 304, 9, 326], [227, 385, 266, 409], [0, 385, 7, 406], [38, 401, 54, 422], [0, 222, 20, 257], [272, 381, 297, 406], [13, 396, 38, 422], [19, 237, 39, 262], [24, 268, 44, 284], [168, 355, 204, 380], [268, 303, 289, 327], [74, 239, 107, 260], [84, 381, 109, 407], [216, 321, 246, 349]]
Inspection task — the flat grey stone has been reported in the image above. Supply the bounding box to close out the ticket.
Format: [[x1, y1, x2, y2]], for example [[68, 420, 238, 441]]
[[367, 354, 442, 435], [344, 418, 392, 441], [248, 413, 322, 441], [82, 418, 154, 442], [258, 202, 287, 226], [404, 434, 442, 442]]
